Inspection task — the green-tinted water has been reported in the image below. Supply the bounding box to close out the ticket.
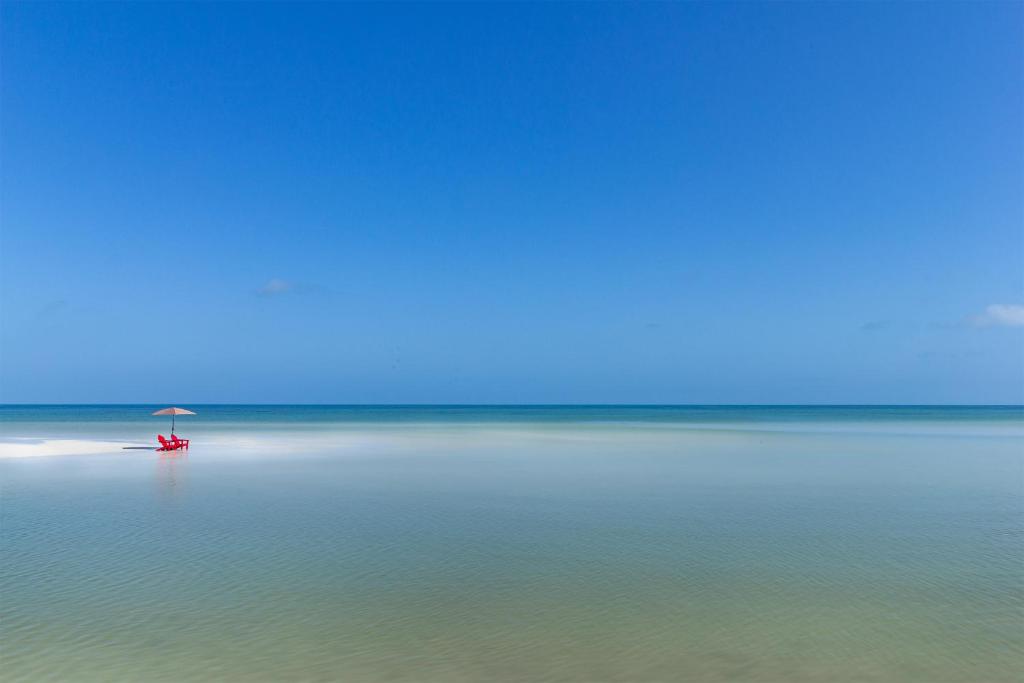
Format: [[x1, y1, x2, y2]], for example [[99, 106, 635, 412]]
[[1, 407, 1022, 681]]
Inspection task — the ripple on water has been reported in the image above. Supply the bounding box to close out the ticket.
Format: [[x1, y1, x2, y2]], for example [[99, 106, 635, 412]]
[[1, 423, 1022, 682]]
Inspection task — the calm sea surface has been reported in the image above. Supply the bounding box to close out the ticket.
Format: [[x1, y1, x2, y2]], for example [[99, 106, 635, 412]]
[[1, 406, 1022, 682]]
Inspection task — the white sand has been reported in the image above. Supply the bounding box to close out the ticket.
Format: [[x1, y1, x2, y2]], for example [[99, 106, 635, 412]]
[[0, 439, 146, 458]]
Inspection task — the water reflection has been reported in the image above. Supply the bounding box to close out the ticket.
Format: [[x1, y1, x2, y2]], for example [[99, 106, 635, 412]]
[[155, 451, 187, 501]]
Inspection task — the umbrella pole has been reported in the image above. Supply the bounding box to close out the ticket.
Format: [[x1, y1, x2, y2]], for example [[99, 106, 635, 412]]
[[172, 414, 175, 436]]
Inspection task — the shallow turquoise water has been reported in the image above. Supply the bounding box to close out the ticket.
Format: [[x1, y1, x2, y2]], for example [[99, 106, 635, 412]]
[[1, 406, 1022, 681]]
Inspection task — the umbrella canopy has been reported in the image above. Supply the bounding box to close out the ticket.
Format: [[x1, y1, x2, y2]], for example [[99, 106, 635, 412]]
[[152, 407, 196, 416], [152, 407, 196, 435]]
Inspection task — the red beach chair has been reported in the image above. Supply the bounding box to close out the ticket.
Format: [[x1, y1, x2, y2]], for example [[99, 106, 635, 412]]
[[157, 435, 189, 451]]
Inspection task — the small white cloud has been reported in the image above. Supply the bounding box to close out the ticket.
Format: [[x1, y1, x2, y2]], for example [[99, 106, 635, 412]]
[[971, 304, 1024, 328], [257, 278, 292, 297]]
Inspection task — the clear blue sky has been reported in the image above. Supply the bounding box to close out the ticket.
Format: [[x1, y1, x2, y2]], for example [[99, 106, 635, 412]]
[[1, 2, 1021, 404]]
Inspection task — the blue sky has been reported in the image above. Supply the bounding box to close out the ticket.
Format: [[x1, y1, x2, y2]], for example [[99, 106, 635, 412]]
[[1, 2, 1021, 404]]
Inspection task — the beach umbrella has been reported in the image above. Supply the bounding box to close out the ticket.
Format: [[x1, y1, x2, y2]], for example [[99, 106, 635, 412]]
[[152, 407, 196, 435]]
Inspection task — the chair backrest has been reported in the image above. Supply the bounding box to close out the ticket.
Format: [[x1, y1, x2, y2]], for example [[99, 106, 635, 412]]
[[158, 435, 169, 446]]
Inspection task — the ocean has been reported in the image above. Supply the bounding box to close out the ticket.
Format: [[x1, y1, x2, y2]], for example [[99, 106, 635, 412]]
[[1, 405, 1021, 682]]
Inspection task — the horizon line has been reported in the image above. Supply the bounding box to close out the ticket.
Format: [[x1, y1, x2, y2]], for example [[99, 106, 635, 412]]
[[2, 403, 1022, 408]]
